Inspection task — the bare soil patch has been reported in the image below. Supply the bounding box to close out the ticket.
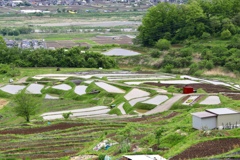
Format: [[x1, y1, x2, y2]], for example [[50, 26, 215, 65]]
[[0, 123, 92, 134], [0, 99, 9, 110], [170, 138, 240, 160], [223, 93, 240, 100], [145, 83, 240, 93], [92, 36, 133, 45]]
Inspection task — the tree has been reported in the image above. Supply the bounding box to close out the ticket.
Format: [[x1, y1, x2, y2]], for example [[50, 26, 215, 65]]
[[155, 39, 171, 50], [13, 91, 41, 122], [221, 29, 232, 39], [155, 128, 164, 146]]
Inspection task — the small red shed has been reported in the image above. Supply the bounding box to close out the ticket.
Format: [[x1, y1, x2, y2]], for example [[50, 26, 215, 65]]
[[183, 85, 194, 94]]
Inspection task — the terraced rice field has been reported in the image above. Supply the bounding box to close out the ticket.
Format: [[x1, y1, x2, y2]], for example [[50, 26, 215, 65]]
[[26, 84, 44, 94], [52, 84, 72, 91], [142, 95, 169, 105], [200, 96, 221, 105], [124, 88, 150, 100], [95, 82, 125, 93], [0, 122, 125, 159], [41, 106, 111, 120], [0, 85, 26, 94]]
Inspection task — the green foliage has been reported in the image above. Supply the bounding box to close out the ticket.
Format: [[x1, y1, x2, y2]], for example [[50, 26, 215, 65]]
[[221, 29, 232, 39], [155, 39, 171, 50], [0, 47, 117, 68], [109, 107, 122, 115], [201, 32, 211, 39], [137, 0, 240, 45], [134, 102, 156, 110], [155, 128, 164, 145], [149, 49, 162, 58], [13, 91, 42, 122], [62, 112, 73, 120]]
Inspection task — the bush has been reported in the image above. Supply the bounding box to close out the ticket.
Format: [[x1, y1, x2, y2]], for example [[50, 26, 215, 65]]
[[62, 112, 73, 119], [155, 39, 171, 50], [150, 50, 162, 58], [201, 32, 211, 39], [221, 29, 232, 39]]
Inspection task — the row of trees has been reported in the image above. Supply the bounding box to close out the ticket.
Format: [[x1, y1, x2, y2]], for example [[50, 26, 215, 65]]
[[0, 37, 117, 69], [136, 0, 240, 46], [1, 27, 33, 36]]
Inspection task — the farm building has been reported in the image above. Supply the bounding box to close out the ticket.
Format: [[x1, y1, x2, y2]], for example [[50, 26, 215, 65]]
[[183, 85, 194, 94], [191, 111, 217, 130], [121, 155, 166, 160], [206, 108, 240, 128], [20, 10, 42, 14], [191, 108, 240, 130]]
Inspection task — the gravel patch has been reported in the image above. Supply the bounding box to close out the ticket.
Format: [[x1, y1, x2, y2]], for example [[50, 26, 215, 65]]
[[45, 94, 59, 100], [26, 84, 44, 94], [142, 95, 168, 105], [200, 96, 221, 105], [102, 48, 140, 56], [0, 85, 25, 94], [129, 97, 150, 106], [124, 88, 150, 100], [74, 85, 87, 95], [117, 102, 126, 114], [182, 96, 199, 105], [52, 84, 72, 91], [95, 82, 125, 93], [160, 80, 199, 84]]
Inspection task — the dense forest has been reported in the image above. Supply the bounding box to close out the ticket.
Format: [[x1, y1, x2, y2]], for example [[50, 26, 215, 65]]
[[0, 37, 117, 69], [135, 0, 240, 74]]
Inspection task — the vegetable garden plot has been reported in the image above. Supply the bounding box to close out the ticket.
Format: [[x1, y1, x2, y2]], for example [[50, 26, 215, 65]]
[[95, 82, 125, 93], [124, 88, 150, 100], [74, 85, 87, 95], [0, 85, 25, 94], [52, 84, 72, 91], [26, 84, 44, 94], [200, 96, 221, 105], [182, 96, 199, 105], [142, 95, 168, 105]]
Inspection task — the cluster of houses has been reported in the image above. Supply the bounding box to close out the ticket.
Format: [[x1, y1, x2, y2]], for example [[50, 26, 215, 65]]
[[4, 38, 46, 49]]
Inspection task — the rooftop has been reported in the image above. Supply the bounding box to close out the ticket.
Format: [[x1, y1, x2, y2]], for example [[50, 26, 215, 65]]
[[206, 108, 239, 115], [191, 111, 216, 118]]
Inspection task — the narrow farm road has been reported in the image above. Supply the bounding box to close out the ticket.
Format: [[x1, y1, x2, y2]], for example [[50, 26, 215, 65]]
[[145, 94, 185, 115]]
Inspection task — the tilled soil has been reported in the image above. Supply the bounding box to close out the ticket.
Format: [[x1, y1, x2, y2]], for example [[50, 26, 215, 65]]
[[170, 138, 240, 160], [145, 83, 240, 93], [0, 123, 92, 134]]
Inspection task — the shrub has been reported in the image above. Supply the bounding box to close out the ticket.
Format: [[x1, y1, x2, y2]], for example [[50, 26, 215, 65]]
[[201, 32, 211, 39], [221, 29, 232, 40], [62, 112, 73, 119], [155, 39, 171, 50], [150, 50, 162, 58]]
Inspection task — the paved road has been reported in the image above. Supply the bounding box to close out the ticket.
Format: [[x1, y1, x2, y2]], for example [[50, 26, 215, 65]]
[[144, 94, 185, 115]]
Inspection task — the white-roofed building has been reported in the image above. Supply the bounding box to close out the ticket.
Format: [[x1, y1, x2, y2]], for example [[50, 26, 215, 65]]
[[191, 111, 217, 130], [191, 108, 240, 130], [206, 108, 240, 128], [20, 10, 42, 14], [122, 155, 166, 160]]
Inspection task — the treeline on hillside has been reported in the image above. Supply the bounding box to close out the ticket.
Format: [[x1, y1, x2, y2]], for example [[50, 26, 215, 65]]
[[136, 0, 240, 45], [158, 34, 240, 74], [0, 43, 117, 69]]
